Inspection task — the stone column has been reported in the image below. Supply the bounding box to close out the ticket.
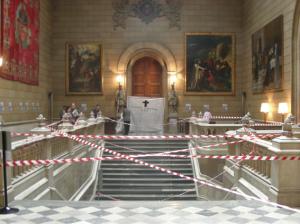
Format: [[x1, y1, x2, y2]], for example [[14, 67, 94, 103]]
[[269, 136, 300, 206]]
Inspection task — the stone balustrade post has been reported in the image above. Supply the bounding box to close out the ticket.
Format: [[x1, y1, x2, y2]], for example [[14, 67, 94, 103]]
[[269, 136, 300, 206]]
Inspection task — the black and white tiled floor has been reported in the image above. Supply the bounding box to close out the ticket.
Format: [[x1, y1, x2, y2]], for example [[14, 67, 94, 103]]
[[0, 200, 299, 224]]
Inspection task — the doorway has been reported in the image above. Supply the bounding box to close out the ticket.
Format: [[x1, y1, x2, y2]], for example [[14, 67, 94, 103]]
[[132, 57, 163, 97]]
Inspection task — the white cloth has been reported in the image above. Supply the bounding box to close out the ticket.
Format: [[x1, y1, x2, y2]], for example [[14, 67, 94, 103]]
[[127, 96, 165, 135], [115, 114, 124, 134]]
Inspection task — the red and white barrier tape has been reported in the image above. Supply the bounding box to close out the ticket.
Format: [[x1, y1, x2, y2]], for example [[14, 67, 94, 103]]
[[11, 132, 280, 140], [6, 153, 300, 168]]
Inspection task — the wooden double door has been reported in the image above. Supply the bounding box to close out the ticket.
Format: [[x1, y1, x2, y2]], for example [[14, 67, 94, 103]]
[[132, 57, 163, 97]]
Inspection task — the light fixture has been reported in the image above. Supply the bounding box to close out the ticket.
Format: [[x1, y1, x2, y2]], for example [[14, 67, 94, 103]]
[[260, 102, 270, 123], [0, 57, 3, 67], [278, 102, 288, 122], [116, 74, 124, 88], [169, 72, 177, 89]]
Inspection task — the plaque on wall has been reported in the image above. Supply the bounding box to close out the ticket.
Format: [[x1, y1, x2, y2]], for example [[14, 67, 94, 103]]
[[252, 15, 283, 93], [65, 43, 102, 95]]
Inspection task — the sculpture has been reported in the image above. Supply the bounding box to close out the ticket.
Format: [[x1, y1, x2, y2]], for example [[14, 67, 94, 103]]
[[241, 112, 253, 126], [282, 114, 296, 137], [36, 114, 46, 127], [115, 85, 126, 115], [168, 84, 178, 113], [112, 0, 182, 30]]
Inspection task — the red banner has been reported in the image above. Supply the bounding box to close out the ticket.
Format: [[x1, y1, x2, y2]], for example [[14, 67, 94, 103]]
[[0, 0, 39, 85]]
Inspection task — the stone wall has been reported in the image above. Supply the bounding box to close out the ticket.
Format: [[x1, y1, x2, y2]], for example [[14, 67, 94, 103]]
[[51, 0, 243, 119], [0, 0, 53, 122], [240, 0, 297, 121]]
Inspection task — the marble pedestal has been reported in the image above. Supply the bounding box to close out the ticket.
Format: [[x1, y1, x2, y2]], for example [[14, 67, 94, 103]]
[[168, 113, 178, 134]]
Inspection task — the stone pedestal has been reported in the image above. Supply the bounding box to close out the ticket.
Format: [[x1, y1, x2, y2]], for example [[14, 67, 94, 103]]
[[168, 112, 178, 134], [269, 137, 300, 206]]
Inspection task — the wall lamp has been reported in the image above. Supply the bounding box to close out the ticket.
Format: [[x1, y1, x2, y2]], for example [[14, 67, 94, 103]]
[[278, 102, 288, 122], [116, 74, 124, 88], [169, 72, 177, 88], [260, 102, 270, 123]]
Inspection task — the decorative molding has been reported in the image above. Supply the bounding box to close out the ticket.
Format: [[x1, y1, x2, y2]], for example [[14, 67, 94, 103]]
[[112, 0, 182, 30]]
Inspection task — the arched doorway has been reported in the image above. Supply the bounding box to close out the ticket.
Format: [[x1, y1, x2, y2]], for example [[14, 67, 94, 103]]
[[132, 57, 163, 97], [293, 0, 300, 121]]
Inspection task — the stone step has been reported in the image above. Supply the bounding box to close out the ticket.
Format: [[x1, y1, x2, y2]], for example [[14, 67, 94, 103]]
[[101, 183, 195, 189], [98, 188, 196, 194], [102, 173, 194, 178], [102, 178, 194, 184], [103, 150, 189, 154], [106, 140, 188, 145], [101, 168, 193, 173], [105, 146, 188, 150], [101, 164, 193, 168], [102, 159, 192, 164], [94, 194, 197, 200]]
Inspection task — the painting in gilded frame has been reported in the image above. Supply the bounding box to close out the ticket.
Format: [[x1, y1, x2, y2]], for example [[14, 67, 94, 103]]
[[66, 43, 102, 95], [185, 33, 235, 95], [252, 15, 283, 93]]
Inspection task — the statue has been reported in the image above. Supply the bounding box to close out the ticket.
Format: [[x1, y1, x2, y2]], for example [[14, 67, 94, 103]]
[[115, 85, 126, 115], [282, 114, 296, 137], [241, 112, 253, 127], [36, 114, 46, 127], [198, 111, 203, 118], [168, 84, 178, 113]]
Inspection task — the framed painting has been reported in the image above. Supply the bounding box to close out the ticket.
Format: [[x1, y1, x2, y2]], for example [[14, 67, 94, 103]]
[[185, 33, 235, 95], [252, 15, 283, 93], [65, 42, 102, 95]]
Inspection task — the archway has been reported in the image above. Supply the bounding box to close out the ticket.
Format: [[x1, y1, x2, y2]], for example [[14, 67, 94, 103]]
[[292, 0, 300, 121], [117, 42, 177, 97]]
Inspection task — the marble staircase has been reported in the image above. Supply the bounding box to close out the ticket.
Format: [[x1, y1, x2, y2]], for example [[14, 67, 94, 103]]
[[95, 140, 198, 200]]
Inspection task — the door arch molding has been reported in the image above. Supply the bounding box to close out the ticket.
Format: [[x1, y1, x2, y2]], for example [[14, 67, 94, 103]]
[[292, 0, 300, 121]]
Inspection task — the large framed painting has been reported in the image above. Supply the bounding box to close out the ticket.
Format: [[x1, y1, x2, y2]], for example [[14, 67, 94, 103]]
[[65, 43, 102, 95], [0, 0, 40, 85], [252, 15, 283, 93], [185, 33, 235, 95]]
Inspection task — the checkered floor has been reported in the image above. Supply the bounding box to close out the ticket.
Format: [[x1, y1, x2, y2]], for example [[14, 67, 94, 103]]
[[0, 200, 299, 224]]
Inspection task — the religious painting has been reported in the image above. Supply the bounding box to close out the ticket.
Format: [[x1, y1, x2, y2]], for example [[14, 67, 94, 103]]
[[252, 15, 283, 93], [0, 0, 40, 85], [185, 33, 235, 95], [65, 43, 102, 95]]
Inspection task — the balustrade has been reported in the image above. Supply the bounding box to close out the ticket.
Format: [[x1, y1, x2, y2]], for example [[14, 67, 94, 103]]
[[1, 121, 104, 184]]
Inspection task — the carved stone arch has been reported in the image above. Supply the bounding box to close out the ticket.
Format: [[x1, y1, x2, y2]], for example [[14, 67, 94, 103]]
[[292, 1, 300, 121], [117, 42, 177, 97], [117, 42, 177, 73]]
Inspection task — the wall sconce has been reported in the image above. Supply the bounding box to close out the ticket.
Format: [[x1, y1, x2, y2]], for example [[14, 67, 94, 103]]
[[260, 102, 270, 123], [169, 72, 177, 89], [0, 57, 3, 67], [278, 102, 288, 122], [116, 74, 124, 88]]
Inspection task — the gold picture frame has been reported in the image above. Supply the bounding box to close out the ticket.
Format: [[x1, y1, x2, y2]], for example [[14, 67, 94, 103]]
[[252, 15, 283, 94], [184, 32, 236, 96], [65, 42, 102, 95]]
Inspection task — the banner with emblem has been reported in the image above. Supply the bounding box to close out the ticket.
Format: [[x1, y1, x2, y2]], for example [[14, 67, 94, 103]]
[[0, 0, 39, 85], [127, 96, 165, 135]]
